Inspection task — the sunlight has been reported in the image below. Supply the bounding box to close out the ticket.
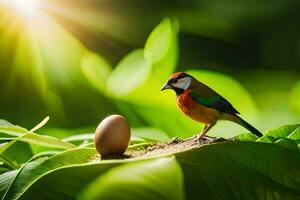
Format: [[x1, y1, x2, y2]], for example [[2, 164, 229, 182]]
[[0, 0, 90, 97], [2, 0, 42, 17]]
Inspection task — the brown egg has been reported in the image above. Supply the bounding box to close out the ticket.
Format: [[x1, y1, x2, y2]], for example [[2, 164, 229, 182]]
[[94, 115, 131, 157]]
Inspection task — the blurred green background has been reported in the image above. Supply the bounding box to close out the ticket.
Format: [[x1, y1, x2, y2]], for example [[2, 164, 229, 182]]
[[0, 0, 299, 139]]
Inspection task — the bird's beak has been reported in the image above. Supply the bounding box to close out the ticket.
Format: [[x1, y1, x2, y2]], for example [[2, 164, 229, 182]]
[[161, 84, 172, 91]]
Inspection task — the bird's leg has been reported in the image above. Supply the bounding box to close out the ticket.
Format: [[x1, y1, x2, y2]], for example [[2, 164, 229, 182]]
[[197, 124, 214, 141], [192, 125, 207, 142]]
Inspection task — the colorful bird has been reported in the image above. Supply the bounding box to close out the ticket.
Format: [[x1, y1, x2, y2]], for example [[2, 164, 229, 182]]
[[161, 72, 263, 140]]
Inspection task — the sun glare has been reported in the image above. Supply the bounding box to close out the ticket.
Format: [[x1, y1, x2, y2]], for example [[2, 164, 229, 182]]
[[2, 0, 42, 17]]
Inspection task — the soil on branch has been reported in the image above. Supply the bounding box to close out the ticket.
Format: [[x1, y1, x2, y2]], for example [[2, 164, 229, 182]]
[[97, 136, 227, 160]]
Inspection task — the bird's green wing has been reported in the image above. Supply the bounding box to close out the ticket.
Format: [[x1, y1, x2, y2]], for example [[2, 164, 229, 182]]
[[190, 90, 239, 115]]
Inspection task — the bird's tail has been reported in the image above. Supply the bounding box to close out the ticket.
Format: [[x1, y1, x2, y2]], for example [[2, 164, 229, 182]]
[[236, 116, 263, 137]]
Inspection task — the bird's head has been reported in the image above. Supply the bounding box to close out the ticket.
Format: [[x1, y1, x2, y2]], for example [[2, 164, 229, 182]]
[[161, 72, 193, 95]]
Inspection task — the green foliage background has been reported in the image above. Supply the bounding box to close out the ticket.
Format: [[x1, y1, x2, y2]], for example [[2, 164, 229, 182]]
[[0, 0, 299, 137], [0, 0, 300, 199]]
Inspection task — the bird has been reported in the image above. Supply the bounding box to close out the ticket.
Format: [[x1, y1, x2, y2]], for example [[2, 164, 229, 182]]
[[161, 72, 263, 140]]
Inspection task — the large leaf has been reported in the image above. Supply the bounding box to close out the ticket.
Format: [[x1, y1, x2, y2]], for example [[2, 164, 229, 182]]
[[144, 18, 174, 63], [79, 157, 185, 200], [2, 141, 300, 200], [144, 18, 179, 78], [107, 49, 152, 97], [1, 148, 97, 200], [177, 142, 300, 199]]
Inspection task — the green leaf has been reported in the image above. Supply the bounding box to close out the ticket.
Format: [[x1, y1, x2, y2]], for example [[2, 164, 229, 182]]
[[144, 18, 179, 79], [4, 141, 300, 199], [107, 49, 152, 97], [11, 155, 122, 199], [257, 125, 300, 148], [0, 120, 13, 127], [176, 142, 300, 199], [0, 117, 76, 155], [144, 18, 174, 63], [3, 122, 300, 200], [0, 170, 18, 198], [20, 133, 76, 149], [79, 157, 185, 200], [265, 124, 300, 139], [63, 133, 94, 143], [0, 124, 27, 138], [0, 118, 46, 138], [287, 127, 300, 140], [0, 132, 76, 154], [2, 148, 97, 200], [234, 133, 258, 141], [63, 133, 95, 147], [81, 51, 112, 93], [256, 135, 276, 143], [119, 17, 179, 101], [275, 138, 299, 151], [28, 117, 50, 133]]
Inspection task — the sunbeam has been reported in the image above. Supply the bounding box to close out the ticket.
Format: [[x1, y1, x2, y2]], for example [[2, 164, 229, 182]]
[[0, 0, 42, 18], [0, 0, 93, 99]]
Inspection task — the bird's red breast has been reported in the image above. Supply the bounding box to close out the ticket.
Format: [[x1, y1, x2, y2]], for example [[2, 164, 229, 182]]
[[176, 90, 221, 125]]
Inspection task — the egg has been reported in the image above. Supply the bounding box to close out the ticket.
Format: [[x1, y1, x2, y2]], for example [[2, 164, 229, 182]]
[[94, 115, 131, 157]]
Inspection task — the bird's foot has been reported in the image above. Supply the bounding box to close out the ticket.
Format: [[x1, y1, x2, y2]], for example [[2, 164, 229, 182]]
[[189, 135, 206, 144], [194, 136, 226, 144], [196, 136, 212, 143], [190, 135, 201, 142], [168, 137, 183, 144]]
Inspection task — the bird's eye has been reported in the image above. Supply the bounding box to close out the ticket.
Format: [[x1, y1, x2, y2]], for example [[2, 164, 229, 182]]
[[168, 79, 177, 84]]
